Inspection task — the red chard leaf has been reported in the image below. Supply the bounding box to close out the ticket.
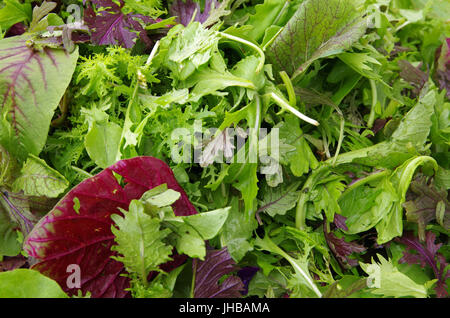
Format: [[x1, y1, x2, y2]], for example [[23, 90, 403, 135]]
[[24, 156, 197, 298]]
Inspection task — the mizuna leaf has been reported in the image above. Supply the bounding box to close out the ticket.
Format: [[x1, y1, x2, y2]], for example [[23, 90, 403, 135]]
[[12, 154, 69, 198], [23, 156, 197, 298], [193, 247, 244, 298], [266, 0, 367, 79], [0, 35, 79, 161]]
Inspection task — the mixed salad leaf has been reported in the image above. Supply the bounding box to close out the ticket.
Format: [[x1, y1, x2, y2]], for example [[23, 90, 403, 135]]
[[0, 0, 449, 299]]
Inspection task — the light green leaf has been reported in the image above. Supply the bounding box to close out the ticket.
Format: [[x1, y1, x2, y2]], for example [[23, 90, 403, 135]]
[[12, 154, 69, 198], [111, 200, 173, 280], [85, 121, 122, 169], [0, 0, 32, 31], [360, 255, 429, 298], [220, 197, 258, 262], [255, 233, 322, 298], [0, 207, 20, 259], [183, 207, 230, 240], [0, 269, 68, 298]]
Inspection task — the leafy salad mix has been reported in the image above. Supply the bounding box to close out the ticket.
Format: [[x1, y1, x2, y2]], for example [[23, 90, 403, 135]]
[[0, 0, 449, 298]]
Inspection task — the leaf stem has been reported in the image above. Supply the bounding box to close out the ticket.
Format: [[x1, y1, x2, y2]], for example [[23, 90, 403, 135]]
[[218, 32, 265, 73], [271, 92, 319, 126], [190, 258, 198, 298], [367, 79, 377, 128]]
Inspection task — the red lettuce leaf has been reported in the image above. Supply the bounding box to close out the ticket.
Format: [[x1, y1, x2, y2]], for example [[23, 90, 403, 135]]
[[169, 0, 218, 26], [84, 0, 154, 48], [24, 156, 197, 298], [194, 247, 244, 298], [396, 231, 450, 298]]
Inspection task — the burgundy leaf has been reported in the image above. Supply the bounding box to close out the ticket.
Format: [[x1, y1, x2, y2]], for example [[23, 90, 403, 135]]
[[84, 0, 154, 48], [169, 0, 218, 26], [237, 266, 259, 295], [333, 213, 349, 231], [194, 247, 244, 298], [5, 23, 26, 37], [0, 255, 27, 272], [396, 231, 449, 298], [398, 60, 428, 91], [24, 156, 197, 298], [324, 231, 366, 268]]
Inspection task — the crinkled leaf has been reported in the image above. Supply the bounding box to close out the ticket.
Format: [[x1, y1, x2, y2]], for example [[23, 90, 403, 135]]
[[111, 200, 173, 279], [360, 255, 429, 298], [194, 247, 244, 298], [0, 269, 68, 298], [0, 35, 79, 161], [12, 154, 69, 198], [266, 0, 367, 79], [23, 156, 197, 298]]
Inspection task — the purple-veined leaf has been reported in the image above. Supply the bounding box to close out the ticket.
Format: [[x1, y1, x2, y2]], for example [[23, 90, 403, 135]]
[[266, 0, 367, 79], [324, 230, 366, 268], [84, 0, 154, 48], [194, 247, 244, 298], [0, 35, 78, 161], [170, 0, 216, 26], [396, 231, 450, 298], [24, 156, 197, 298]]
